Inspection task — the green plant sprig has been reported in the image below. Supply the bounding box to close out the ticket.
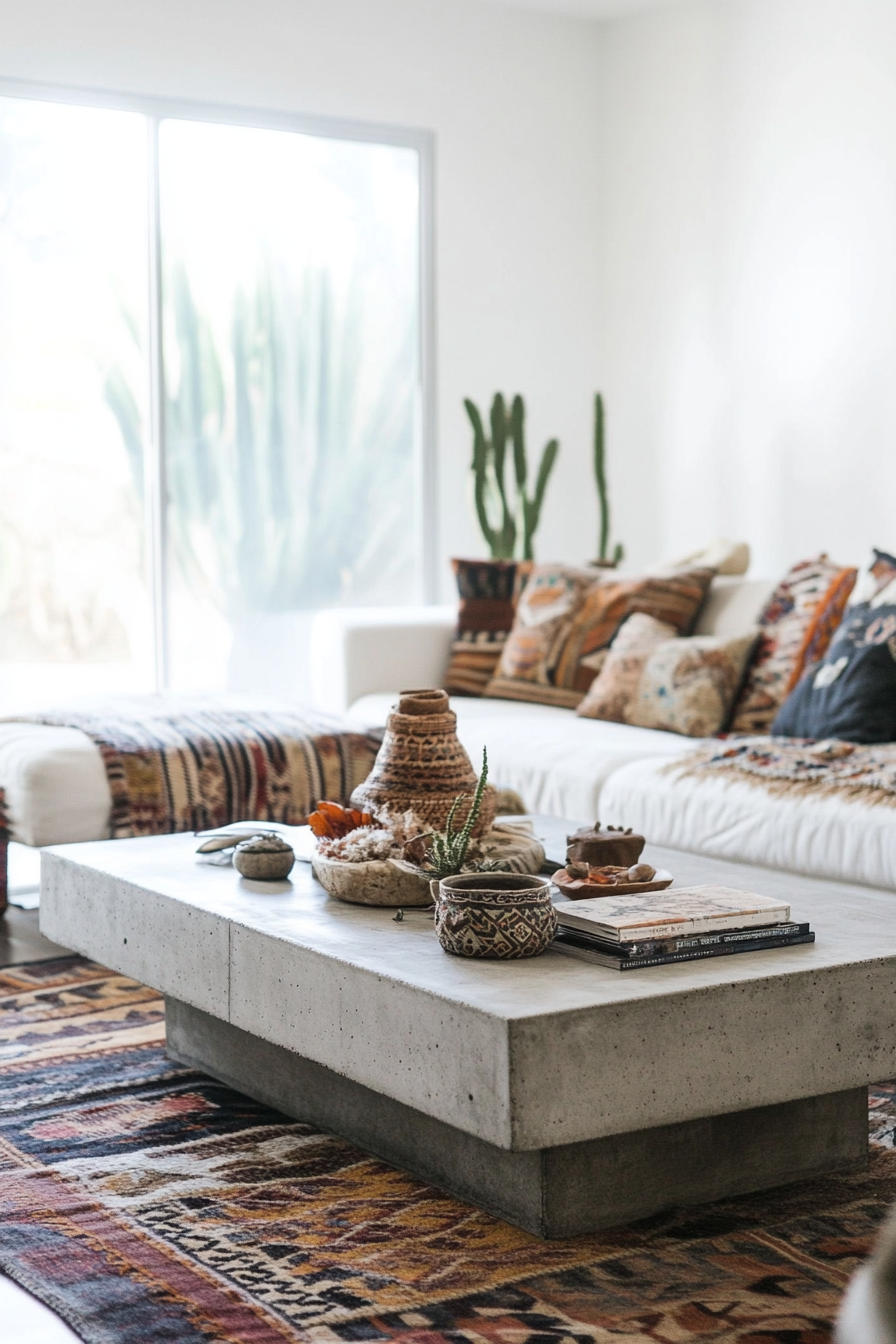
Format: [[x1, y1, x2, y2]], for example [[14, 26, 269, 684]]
[[422, 747, 493, 881]]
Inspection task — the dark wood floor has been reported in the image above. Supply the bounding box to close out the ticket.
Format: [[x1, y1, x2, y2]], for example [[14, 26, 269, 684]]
[[0, 904, 71, 968]]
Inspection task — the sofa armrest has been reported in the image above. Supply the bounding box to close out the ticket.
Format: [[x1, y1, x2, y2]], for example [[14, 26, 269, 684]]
[[309, 606, 457, 713]]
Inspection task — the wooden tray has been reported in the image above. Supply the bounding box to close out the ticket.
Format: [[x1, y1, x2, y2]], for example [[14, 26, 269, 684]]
[[551, 868, 674, 900]]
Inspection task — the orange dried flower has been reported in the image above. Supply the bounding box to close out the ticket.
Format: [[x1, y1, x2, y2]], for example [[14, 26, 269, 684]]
[[308, 800, 376, 840]]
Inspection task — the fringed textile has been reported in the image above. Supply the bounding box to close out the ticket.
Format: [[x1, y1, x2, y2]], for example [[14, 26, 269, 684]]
[[664, 734, 896, 807], [5, 696, 379, 838]]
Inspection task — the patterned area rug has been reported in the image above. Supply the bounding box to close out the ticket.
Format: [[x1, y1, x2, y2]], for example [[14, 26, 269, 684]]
[[1, 956, 894, 1343], [667, 734, 896, 807]]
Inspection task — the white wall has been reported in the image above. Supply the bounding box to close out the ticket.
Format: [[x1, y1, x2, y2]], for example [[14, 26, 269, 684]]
[[0, 0, 606, 600], [600, 0, 896, 578], [11, 0, 887, 618]]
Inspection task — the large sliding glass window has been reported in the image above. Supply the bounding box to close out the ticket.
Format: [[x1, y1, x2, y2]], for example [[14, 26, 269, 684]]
[[0, 99, 152, 701], [0, 90, 428, 701]]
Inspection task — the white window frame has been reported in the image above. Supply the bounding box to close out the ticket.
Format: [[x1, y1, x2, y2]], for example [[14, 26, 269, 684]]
[[0, 77, 437, 690]]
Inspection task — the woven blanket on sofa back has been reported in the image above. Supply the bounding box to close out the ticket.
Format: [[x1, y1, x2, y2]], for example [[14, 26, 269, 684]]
[[666, 735, 896, 807], [4, 696, 380, 839]]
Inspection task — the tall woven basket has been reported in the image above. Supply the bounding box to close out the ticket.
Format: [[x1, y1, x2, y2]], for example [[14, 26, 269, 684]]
[[350, 689, 496, 837]]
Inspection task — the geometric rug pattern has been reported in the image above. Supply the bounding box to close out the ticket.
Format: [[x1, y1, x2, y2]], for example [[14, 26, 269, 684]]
[[1, 955, 893, 1342]]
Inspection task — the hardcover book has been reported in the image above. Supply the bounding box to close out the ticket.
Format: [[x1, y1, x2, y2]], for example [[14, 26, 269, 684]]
[[555, 921, 811, 959], [552, 928, 815, 970], [554, 885, 791, 943]]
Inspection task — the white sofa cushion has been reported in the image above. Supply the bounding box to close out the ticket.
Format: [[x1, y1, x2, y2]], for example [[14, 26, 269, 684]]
[[348, 692, 703, 823], [600, 754, 896, 890]]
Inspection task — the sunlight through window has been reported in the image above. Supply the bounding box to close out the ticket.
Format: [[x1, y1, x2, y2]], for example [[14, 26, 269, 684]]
[[0, 94, 426, 701]]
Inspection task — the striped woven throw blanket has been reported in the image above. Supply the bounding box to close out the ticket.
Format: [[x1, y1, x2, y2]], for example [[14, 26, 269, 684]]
[[5, 696, 380, 838], [666, 735, 896, 807]]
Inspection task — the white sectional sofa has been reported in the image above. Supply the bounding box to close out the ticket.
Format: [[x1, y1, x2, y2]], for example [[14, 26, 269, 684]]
[[0, 577, 767, 856], [4, 574, 894, 895]]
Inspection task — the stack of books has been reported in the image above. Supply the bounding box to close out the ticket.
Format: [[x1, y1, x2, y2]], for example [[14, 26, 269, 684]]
[[552, 885, 814, 971]]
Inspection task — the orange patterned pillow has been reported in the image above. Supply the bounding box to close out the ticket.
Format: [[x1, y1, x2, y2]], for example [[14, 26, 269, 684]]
[[485, 565, 714, 709], [729, 555, 857, 734], [553, 567, 716, 693], [485, 564, 600, 707]]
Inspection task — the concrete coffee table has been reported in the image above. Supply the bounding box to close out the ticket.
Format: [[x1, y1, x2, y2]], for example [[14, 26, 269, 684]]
[[39, 823, 896, 1237]]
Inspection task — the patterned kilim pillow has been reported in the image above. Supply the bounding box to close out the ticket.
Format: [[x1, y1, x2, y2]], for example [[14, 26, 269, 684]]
[[576, 612, 677, 721], [773, 549, 896, 743], [728, 554, 858, 734], [485, 565, 714, 709], [484, 563, 599, 708], [442, 558, 531, 696], [553, 567, 715, 695], [628, 630, 760, 738]]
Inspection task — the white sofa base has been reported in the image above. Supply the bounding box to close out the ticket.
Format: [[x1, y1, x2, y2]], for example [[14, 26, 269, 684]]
[[600, 755, 896, 891]]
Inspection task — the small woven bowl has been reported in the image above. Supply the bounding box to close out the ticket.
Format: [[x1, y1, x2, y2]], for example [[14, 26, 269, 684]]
[[434, 872, 556, 960]]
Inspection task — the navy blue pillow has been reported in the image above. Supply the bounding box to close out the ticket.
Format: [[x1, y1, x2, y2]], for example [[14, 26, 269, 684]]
[[772, 602, 896, 742]]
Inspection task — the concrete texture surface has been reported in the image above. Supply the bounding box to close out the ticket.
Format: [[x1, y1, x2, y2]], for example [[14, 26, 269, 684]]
[[39, 831, 896, 1153], [167, 996, 869, 1237]]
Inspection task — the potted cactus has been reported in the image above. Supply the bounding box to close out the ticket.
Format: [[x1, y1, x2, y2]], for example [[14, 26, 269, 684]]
[[464, 394, 559, 560]]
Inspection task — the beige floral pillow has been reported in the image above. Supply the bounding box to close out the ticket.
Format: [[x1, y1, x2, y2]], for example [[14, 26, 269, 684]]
[[628, 630, 760, 738], [576, 613, 676, 721]]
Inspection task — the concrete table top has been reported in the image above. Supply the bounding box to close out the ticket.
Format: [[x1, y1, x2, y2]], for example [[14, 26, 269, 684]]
[[40, 827, 896, 1153]]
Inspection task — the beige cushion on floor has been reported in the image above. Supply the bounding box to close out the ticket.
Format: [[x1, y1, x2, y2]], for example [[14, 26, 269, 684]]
[[0, 722, 112, 847]]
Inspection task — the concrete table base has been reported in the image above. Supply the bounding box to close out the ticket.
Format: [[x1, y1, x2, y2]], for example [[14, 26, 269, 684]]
[[167, 997, 869, 1238]]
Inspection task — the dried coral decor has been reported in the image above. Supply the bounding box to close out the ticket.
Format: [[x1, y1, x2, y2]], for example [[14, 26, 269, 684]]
[[351, 688, 497, 836]]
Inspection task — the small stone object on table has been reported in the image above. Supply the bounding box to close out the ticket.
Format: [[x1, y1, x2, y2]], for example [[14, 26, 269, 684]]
[[233, 834, 295, 881], [312, 852, 432, 906]]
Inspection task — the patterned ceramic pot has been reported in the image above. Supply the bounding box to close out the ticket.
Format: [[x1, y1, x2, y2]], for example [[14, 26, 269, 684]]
[[434, 872, 557, 959]]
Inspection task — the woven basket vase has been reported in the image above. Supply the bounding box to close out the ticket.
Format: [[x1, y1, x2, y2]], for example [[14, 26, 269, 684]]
[[350, 688, 496, 837]]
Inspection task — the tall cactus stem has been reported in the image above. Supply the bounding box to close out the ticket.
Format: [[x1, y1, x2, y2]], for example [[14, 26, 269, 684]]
[[464, 393, 559, 560], [594, 392, 609, 561]]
